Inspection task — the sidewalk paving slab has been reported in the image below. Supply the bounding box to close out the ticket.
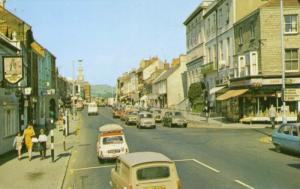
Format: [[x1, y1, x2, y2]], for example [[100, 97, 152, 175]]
[[0, 114, 82, 189]]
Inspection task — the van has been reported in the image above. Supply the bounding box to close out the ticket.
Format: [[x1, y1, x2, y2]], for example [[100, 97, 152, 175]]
[[88, 102, 98, 115], [97, 124, 129, 163], [110, 152, 181, 189]]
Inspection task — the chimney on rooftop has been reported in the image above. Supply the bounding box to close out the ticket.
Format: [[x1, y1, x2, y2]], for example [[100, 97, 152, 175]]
[[0, 0, 6, 8]]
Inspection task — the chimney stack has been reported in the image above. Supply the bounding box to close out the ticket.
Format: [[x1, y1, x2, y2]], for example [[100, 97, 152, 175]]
[[0, 0, 6, 8]]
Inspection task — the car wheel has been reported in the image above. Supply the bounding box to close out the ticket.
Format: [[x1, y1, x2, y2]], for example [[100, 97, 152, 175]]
[[275, 144, 281, 153]]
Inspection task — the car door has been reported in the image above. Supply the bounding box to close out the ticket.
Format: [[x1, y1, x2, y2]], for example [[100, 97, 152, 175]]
[[287, 125, 300, 153], [275, 125, 291, 149]]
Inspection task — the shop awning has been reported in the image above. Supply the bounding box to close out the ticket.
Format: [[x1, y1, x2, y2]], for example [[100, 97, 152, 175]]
[[209, 86, 225, 95], [216, 89, 248, 101]]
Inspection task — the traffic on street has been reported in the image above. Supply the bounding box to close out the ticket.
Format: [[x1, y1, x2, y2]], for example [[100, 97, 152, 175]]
[[62, 107, 300, 189]]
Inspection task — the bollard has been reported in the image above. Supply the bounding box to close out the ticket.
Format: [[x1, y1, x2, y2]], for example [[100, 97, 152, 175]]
[[50, 130, 54, 162]]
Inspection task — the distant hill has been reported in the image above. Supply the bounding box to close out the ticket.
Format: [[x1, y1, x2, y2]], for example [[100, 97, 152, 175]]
[[91, 84, 115, 98]]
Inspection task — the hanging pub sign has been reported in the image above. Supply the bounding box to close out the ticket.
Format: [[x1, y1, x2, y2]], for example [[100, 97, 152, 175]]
[[3, 56, 23, 84]]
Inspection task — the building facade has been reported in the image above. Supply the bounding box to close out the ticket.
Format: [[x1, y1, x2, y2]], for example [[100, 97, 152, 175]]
[[217, 0, 300, 122]]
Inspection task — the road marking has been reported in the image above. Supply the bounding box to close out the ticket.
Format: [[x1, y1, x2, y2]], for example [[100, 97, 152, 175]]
[[235, 180, 255, 189], [71, 165, 115, 172], [173, 159, 220, 173], [192, 159, 220, 173]]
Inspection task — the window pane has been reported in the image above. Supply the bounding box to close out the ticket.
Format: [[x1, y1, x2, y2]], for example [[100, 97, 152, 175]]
[[137, 166, 170, 181], [292, 50, 298, 59], [285, 50, 291, 60], [291, 60, 298, 70], [285, 15, 291, 23]]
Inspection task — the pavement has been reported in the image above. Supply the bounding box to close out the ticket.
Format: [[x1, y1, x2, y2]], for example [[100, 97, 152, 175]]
[[0, 113, 82, 189], [63, 107, 300, 189], [187, 116, 275, 129]]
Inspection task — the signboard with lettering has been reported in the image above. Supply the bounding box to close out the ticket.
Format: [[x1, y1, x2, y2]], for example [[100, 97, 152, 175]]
[[284, 89, 300, 101], [3, 56, 23, 84]]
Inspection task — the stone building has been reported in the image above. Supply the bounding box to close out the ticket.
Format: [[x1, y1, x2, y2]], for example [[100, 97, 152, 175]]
[[217, 0, 300, 122]]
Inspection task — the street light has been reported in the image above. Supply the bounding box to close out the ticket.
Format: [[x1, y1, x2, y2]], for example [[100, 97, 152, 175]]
[[280, 0, 286, 124], [72, 59, 83, 120]]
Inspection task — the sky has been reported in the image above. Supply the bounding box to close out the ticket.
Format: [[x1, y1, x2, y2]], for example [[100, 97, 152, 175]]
[[6, 0, 201, 86]]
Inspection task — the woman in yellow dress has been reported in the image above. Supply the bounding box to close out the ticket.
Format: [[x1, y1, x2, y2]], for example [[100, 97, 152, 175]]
[[23, 124, 35, 161]]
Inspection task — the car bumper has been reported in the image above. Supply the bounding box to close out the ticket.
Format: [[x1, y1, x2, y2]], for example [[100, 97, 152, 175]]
[[140, 124, 156, 128], [98, 151, 127, 159]]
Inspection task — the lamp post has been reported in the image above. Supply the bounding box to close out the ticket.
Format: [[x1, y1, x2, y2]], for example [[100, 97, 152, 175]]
[[280, 0, 286, 124]]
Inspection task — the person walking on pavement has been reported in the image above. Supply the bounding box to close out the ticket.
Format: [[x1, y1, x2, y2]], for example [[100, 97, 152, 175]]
[[269, 105, 276, 129], [38, 129, 47, 160], [13, 132, 23, 160], [23, 124, 35, 161]]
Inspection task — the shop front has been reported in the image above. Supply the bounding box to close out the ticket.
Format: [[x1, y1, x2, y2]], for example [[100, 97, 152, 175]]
[[217, 77, 300, 123]]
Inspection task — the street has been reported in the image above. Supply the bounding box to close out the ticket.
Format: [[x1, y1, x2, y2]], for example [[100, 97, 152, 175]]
[[63, 108, 300, 189]]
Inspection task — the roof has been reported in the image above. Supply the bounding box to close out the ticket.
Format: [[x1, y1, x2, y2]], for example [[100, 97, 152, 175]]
[[119, 152, 173, 167], [98, 124, 123, 133], [183, 0, 214, 25], [153, 66, 179, 84]]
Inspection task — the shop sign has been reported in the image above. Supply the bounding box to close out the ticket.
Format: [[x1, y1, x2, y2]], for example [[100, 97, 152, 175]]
[[3, 56, 23, 84], [284, 89, 300, 101]]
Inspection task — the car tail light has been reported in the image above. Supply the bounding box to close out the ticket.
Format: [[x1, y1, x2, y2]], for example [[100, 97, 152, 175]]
[[177, 180, 181, 189]]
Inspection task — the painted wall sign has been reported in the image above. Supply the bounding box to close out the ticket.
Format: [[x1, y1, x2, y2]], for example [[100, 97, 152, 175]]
[[3, 56, 23, 84]]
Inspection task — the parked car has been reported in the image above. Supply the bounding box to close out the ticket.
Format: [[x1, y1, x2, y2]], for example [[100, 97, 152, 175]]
[[110, 152, 181, 189], [272, 124, 300, 154], [112, 109, 122, 118], [76, 101, 84, 111], [125, 111, 138, 125], [96, 124, 129, 163], [88, 102, 98, 116], [150, 109, 162, 123], [136, 111, 156, 129], [162, 111, 187, 128]]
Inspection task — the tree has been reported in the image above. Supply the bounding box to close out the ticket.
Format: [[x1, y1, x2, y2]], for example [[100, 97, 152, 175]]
[[188, 82, 206, 112]]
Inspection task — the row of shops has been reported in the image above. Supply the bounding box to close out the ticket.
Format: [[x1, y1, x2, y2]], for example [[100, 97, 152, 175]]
[[213, 76, 300, 123]]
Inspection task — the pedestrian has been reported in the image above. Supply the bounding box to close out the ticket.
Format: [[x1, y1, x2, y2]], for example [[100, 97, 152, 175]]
[[13, 131, 23, 160], [38, 129, 47, 160], [269, 105, 276, 129], [23, 124, 35, 161]]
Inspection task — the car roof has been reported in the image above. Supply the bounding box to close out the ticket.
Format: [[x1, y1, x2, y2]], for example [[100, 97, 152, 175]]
[[99, 124, 123, 133], [119, 152, 173, 167]]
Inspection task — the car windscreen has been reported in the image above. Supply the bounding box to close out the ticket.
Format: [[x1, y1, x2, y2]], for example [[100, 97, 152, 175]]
[[140, 114, 153, 118], [102, 136, 123, 145], [137, 166, 170, 181]]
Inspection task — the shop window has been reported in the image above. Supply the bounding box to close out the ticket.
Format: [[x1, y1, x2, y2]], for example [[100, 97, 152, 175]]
[[4, 109, 17, 137], [284, 15, 298, 34], [285, 49, 299, 72]]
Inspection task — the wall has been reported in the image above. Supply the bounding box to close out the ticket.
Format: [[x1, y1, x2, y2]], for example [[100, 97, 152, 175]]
[[260, 7, 300, 75]]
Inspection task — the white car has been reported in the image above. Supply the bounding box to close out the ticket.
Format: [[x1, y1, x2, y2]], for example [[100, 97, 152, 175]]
[[96, 124, 129, 163], [88, 102, 98, 115], [136, 111, 156, 129]]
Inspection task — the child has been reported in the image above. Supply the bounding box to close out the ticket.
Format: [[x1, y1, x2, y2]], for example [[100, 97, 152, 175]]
[[38, 129, 47, 160], [13, 132, 23, 160]]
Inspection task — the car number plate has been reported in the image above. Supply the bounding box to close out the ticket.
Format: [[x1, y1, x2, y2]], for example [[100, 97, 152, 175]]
[[146, 186, 166, 189]]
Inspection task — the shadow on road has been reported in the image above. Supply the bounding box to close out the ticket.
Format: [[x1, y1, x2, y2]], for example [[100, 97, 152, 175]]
[[252, 128, 272, 136], [54, 152, 71, 162], [287, 163, 300, 170], [0, 150, 17, 165]]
